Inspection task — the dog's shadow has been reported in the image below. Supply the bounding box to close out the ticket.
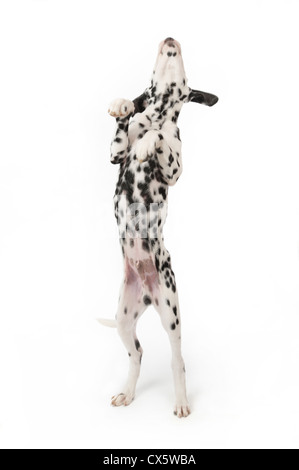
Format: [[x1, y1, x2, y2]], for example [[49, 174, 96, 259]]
[[138, 374, 200, 410], [138, 371, 170, 395]]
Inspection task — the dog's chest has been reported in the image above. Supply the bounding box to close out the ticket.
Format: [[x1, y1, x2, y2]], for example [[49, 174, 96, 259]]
[[115, 153, 167, 207]]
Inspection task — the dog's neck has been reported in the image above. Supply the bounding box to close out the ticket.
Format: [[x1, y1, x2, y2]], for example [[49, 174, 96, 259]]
[[145, 78, 189, 125]]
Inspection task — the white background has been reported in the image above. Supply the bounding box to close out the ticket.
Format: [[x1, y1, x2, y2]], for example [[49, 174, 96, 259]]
[[0, 0, 299, 449]]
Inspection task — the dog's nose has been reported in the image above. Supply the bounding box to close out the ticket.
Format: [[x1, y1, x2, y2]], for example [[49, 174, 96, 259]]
[[164, 37, 175, 43]]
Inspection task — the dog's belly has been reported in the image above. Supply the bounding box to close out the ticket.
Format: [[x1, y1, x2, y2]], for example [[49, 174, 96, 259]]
[[124, 240, 159, 294]]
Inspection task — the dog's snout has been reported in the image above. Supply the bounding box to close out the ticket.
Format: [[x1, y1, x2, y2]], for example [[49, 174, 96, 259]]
[[162, 37, 181, 53]]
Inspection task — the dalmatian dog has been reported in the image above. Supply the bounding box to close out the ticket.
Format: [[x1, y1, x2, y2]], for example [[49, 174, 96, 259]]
[[103, 38, 218, 418]]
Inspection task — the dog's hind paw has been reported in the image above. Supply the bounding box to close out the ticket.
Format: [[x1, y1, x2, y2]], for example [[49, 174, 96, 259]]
[[173, 403, 191, 418], [111, 392, 134, 407]]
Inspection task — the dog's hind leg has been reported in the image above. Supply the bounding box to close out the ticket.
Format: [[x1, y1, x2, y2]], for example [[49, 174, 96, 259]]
[[111, 259, 146, 407], [153, 259, 190, 418]]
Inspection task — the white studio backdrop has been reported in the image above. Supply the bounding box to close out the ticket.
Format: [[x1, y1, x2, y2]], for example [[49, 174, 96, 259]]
[[0, 0, 299, 449]]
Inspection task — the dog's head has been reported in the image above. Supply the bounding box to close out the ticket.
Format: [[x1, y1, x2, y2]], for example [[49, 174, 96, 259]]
[[153, 38, 186, 90], [133, 38, 218, 116]]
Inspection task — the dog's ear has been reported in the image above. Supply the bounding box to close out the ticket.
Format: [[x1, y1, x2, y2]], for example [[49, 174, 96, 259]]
[[188, 89, 218, 107], [133, 92, 148, 115]]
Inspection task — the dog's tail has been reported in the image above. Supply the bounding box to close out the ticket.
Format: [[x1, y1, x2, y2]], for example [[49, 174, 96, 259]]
[[97, 318, 117, 328]]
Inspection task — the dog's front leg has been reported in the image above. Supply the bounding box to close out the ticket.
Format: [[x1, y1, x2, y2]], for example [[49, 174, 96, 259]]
[[135, 129, 160, 163], [156, 122, 183, 186], [108, 98, 134, 164]]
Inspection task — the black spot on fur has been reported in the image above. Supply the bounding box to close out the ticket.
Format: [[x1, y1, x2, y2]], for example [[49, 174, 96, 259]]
[[173, 306, 177, 316], [143, 295, 151, 305], [161, 261, 170, 271], [135, 339, 141, 350], [149, 161, 157, 173], [121, 180, 134, 205], [137, 181, 153, 207], [158, 186, 167, 200], [142, 240, 150, 252], [126, 170, 135, 185], [170, 322, 176, 330]]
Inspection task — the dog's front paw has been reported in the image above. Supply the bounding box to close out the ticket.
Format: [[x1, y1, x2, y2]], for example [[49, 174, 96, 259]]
[[111, 392, 134, 407], [108, 99, 134, 118], [136, 130, 160, 163], [174, 402, 191, 418]]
